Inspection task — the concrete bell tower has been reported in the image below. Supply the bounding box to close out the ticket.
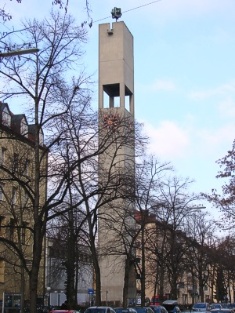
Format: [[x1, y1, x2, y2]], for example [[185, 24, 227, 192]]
[[98, 21, 136, 305], [98, 21, 134, 115]]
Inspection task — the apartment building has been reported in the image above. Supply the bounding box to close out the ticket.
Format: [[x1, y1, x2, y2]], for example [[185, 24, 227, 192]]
[[134, 211, 217, 305], [0, 102, 47, 306]]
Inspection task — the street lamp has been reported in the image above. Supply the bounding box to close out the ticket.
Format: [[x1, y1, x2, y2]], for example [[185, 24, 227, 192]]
[[106, 291, 108, 305], [54, 291, 58, 306], [46, 287, 51, 307], [0, 48, 39, 58]]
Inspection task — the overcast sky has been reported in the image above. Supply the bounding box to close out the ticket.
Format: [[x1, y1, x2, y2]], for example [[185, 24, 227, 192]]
[[2, 0, 235, 216]]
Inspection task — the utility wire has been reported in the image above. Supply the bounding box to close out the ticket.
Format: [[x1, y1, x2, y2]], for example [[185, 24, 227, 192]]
[[0, 0, 163, 36], [93, 0, 163, 24]]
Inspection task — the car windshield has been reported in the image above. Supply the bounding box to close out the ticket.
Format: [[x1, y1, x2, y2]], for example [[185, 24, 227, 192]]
[[151, 308, 159, 312], [86, 309, 106, 313], [115, 309, 129, 313], [211, 311, 233, 313], [163, 305, 176, 311], [135, 308, 146, 313], [194, 304, 206, 309]]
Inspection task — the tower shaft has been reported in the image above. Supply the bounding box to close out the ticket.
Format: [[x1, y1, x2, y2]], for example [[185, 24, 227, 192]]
[[98, 21, 136, 305]]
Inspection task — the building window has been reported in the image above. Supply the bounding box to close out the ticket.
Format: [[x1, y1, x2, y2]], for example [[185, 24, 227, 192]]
[[21, 118, 28, 137], [0, 216, 5, 236], [21, 222, 27, 245], [24, 159, 30, 176], [12, 187, 17, 205], [0, 183, 4, 201], [39, 128, 44, 145], [2, 106, 11, 127], [0, 147, 6, 166], [0, 260, 5, 283], [22, 228, 26, 245], [13, 153, 19, 172], [9, 218, 15, 241], [23, 189, 29, 206]]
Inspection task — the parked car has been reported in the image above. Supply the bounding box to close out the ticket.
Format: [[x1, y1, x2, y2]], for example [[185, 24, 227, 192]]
[[192, 303, 210, 312], [150, 305, 168, 313], [226, 304, 235, 310], [130, 307, 154, 313], [50, 310, 80, 313], [114, 308, 137, 313], [210, 305, 222, 310], [49, 306, 62, 313], [150, 296, 163, 306], [84, 307, 116, 313], [210, 309, 235, 313], [162, 300, 180, 313]]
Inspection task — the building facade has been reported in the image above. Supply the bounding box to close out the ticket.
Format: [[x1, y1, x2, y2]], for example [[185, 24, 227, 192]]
[[0, 102, 47, 306], [135, 212, 235, 305]]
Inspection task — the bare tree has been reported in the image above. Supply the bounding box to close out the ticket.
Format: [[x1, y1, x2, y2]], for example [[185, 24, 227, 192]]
[[150, 177, 202, 299], [0, 0, 91, 21], [147, 220, 172, 303], [0, 12, 90, 313], [44, 96, 147, 306], [204, 140, 235, 231], [47, 209, 93, 308], [184, 212, 216, 302], [214, 236, 235, 302], [45, 102, 98, 308], [0, 0, 22, 22], [0, 135, 45, 312], [133, 157, 172, 305]]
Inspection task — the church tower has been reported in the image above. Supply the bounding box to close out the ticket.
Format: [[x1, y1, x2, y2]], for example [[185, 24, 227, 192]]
[[98, 21, 136, 305]]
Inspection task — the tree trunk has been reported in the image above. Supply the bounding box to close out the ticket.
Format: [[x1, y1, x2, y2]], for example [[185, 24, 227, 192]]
[[123, 258, 130, 307], [159, 266, 165, 301], [66, 206, 77, 308], [30, 223, 44, 313], [199, 282, 204, 302], [141, 227, 146, 306], [94, 258, 101, 305]]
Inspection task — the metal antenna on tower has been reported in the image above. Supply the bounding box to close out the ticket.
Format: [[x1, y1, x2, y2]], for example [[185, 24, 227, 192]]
[[111, 7, 122, 21]]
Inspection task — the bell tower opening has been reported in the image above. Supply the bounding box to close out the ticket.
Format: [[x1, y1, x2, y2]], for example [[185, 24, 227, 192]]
[[102, 83, 133, 112]]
